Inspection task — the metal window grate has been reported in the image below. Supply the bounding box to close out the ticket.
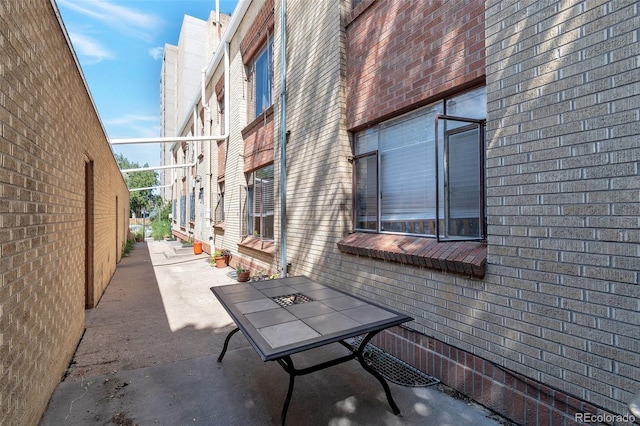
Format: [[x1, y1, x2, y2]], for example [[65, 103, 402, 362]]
[[352, 337, 440, 387], [272, 293, 312, 307]]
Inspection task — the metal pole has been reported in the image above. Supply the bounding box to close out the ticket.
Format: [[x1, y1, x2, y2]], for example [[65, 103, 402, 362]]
[[110, 135, 227, 144], [279, 0, 287, 277]]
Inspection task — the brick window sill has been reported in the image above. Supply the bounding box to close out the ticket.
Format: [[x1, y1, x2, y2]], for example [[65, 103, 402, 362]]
[[337, 233, 486, 278], [238, 236, 275, 256], [241, 106, 274, 138]]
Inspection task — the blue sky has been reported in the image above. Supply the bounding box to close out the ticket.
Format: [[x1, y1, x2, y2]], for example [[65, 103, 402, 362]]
[[56, 0, 238, 168]]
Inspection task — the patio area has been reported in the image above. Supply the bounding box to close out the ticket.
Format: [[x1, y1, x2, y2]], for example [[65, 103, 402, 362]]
[[40, 240, 504, 425]]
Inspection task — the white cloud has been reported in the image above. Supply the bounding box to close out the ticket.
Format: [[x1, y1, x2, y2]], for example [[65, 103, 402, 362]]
[[148, 46, 164, 60], [58, 0, 162, 42], [106, 114, 158, 126], [68, 31, 114, 63]]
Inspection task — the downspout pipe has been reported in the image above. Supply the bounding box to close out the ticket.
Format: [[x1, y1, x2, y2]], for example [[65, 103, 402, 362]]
[[279, 0, 287, 277], [202, 67, 210, 115], [224, 41, 230, 136]]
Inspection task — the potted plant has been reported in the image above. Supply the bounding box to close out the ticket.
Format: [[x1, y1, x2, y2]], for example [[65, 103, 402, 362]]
[[212, 251, 227, 268], [221, 249, 231, 266], [236, 265, 250, 282]]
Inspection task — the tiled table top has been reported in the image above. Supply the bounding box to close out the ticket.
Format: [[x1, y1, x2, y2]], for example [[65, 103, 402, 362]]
[[210, 276, 413, 361]]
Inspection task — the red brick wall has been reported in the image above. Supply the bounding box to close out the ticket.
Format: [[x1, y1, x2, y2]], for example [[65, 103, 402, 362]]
[[217, 139, 226, 181], [215, 74, 225, 101], [239, 0, 275, 64], [374, 328, 611, 426], [241, 106, 274, 173], [346, 0, 485, 130]]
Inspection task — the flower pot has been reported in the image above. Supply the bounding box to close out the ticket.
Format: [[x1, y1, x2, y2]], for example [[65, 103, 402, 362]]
[[214, 256, 226, 268], [236, 271, 250, 282], [193, 242, 203, 254]]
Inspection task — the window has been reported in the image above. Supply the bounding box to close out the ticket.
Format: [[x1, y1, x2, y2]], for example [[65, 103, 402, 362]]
[[172, 198, 177, 223], [189, 190, 196, 222], [437, 115, 484, 239], [180, 195, 186, 227], [253, 40, 273, 118], [218, 98, 225, 135], [245, 164, 274, 240], [353, 87, 486, 240], [214, 183, 225, 223]]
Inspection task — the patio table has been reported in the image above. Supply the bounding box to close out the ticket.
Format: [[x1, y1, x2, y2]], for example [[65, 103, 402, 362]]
[[210, 275, 413, 425]]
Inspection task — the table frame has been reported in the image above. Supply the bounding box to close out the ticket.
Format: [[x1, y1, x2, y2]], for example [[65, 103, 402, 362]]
[[210, 276, 413, 425]]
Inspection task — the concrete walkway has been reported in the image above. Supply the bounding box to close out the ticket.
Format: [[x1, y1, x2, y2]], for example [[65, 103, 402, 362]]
[[40, 240, 503, 426]]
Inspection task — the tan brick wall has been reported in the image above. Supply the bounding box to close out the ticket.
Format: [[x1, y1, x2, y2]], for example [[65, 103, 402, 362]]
[[272, 0, 353, 279], [0, 2, 129, 424], [485, 0, 640, 416], [280, 0, 638, 421]]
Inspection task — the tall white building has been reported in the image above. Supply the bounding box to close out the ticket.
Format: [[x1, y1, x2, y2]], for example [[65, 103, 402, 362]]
[[160, 13, 229, 206], [159, 15, 207, 202], [159, 44, 178, 201]]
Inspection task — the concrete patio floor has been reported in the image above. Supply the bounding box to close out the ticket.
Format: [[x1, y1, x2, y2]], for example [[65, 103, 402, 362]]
[[40, 240, 505, 425]]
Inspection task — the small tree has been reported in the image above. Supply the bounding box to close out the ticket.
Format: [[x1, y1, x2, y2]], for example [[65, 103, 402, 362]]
[[115, 153, 160, 218], [150, 200, 172, 240]]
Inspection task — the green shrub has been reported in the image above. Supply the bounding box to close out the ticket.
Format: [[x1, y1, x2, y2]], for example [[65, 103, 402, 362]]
[[151, 218, 170, 240], [122, 236, 136, 257]]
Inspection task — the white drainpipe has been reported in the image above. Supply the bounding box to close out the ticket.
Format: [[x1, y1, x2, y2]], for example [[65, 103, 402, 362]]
[[111, 135, 221, 145], [130, 183, 172, 192], [121, 163, 192, 173], [279, 0, 288, 277], [110, 0, 246, 158], [202, 67, 210, 116], [108, 0, 249, 156], [111, 42, 231, 163], [111, 0, 245, 243]]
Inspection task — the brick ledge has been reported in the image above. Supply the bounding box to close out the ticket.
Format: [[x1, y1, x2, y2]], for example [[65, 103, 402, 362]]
[[238, 236, 275, 256], [337, 233, 486, 278]]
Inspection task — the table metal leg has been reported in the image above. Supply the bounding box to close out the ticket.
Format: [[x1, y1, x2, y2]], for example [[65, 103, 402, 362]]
[[276, 356, 296, 426], [217, 327, 240, 362], [271, 333, 401, 424], [353, 332, 401, 415]]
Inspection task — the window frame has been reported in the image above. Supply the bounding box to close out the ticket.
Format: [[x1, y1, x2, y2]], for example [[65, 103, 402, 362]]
[[435, 114, 486, 241], [243, 164, 274, 241], [353, 102, 442, 237], [352, 150, 379, 232], [180, 195, 186, 227], [251, 39, 273, 119], [189, 190, 196, 223], [352, 89, 486, 242], [214, 182, 225, 224]]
